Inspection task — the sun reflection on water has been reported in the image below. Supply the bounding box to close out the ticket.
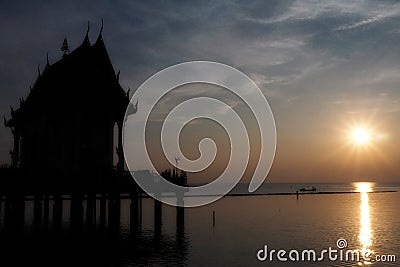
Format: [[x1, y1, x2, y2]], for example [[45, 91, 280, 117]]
[[355, 182, 374, 266]]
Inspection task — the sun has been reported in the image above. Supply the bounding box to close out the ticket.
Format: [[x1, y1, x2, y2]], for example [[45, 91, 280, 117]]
[[351, 127, 371, 145]]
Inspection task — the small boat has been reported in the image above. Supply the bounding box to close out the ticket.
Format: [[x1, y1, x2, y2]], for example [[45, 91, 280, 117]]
[[299, 186, 316, 192]]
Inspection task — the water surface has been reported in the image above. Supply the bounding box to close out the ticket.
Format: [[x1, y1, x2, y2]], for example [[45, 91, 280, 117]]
[[0, 183, 398, 267]]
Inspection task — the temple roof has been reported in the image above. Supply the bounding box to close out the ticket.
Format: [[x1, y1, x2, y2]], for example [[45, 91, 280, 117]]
[[5, 24, 130, 127]]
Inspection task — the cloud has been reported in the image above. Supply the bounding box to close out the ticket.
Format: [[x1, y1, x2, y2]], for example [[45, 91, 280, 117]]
[[242, 0, 364, 24], [334, 3, 400, 31], [335, 15, 384, 31]]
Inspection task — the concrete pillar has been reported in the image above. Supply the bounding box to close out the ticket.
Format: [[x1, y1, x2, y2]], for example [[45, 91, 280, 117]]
[[43, 194, 50, 227], [52, 194, 62, 229], [99, 193, 107, 228], [33, 194, 42, 228], [86, 193, 96, 226], [70, 193, 83, 229]]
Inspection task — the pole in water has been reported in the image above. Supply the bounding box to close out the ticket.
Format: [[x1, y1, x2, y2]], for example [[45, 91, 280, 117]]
[[212, 211, 215, 227]]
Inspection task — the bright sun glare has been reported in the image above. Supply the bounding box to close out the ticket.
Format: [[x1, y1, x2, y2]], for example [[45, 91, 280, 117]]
[[351, 128, 371, 145]]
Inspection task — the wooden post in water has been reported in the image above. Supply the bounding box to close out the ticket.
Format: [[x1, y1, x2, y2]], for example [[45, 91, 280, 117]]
[[130, 191, 140, 234], [154, 198, 162, 233], [139, 193, 142, 227], [213, 211, 216, 227], [176, 194, 185, 247], [108, 192, 121, 237], [176, 191, 184, 231], [0, 194, 2, 218]]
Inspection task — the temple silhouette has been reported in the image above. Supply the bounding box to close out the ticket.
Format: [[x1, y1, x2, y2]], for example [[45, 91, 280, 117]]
[[3, 22, 137, 194], [0, 23, 186, 237], [0, 23, 187, 245]]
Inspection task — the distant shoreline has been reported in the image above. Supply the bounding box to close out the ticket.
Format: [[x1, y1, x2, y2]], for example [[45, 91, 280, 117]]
[[225, 190, 398, 197], [131, 190, 399, 199]]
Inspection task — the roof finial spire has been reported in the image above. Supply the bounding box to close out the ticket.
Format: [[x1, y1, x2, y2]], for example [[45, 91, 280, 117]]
[[95, 19, 104, 45], [37, 64, 41, 77], [61, 37, 69, 56], [116, 70, 120, 81], [86, 20, 90, 36], [46, 52, 50, 67], [81, 21, 91, 46]]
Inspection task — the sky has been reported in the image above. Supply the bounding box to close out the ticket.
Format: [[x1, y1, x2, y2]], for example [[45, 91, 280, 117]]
[[1, 0, 400, 183]]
